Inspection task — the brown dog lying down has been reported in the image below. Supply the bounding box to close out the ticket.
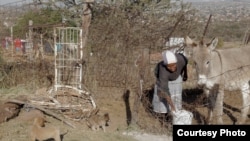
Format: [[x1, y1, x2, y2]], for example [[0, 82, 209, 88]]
[[30, 117, 68, 141], [86, 113, 110, 132]]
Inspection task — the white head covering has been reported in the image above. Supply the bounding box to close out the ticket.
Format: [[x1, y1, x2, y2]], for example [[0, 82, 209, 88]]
[[162, 50, 177, 64]]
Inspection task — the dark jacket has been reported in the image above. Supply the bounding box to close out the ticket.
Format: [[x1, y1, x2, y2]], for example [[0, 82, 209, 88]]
[[154, 53, 188, 96]]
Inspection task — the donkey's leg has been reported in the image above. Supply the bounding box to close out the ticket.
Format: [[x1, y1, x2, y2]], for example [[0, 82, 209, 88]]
[[206, 85, 221, 124], [205, 89, 213, 124], [214, 87, 224, 124], [206, 107, 213, 125], [239, 83, 250, 124]]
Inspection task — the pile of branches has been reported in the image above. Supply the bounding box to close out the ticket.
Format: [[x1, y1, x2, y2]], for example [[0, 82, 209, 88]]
[[1, 86, 97, 128]]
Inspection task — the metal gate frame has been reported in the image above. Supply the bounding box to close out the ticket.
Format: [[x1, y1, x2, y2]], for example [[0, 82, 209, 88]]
[[54, 27, 83, 91]]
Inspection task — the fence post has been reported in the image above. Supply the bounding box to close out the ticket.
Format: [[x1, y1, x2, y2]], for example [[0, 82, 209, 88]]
[[131, 48, 149, 125]]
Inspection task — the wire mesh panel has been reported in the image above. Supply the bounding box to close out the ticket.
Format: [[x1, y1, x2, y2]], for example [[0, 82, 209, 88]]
[[54, 27, 83, 91]]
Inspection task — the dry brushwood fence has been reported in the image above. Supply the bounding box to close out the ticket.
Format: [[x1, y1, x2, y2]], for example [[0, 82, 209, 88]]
[[0, 1, 249, 135]]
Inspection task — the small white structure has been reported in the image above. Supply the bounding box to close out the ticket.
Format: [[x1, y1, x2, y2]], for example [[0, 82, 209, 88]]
[[165, 37, 184, 48], [165, 37, 185, 54]]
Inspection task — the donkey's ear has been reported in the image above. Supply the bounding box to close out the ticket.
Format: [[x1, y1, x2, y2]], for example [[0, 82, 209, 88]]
[[207, 37, 218, 51], [185, 36, 197, 48]]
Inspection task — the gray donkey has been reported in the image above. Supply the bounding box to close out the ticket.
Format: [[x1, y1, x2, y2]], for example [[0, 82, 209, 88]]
[[185, 36, 250, 124]]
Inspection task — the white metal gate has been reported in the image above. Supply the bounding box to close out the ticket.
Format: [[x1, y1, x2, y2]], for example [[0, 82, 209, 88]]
[[54, 27, 83, 91]]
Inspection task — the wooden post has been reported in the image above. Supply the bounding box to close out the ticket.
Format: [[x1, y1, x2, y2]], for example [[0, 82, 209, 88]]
[[82, 0, 93, 61], [201, 14, 212, 42], [131, 48, 149, 125], [81, 1, 94, 84]]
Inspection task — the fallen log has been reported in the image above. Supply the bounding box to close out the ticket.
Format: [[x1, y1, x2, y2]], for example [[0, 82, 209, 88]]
[[6, 99, 76, 128]]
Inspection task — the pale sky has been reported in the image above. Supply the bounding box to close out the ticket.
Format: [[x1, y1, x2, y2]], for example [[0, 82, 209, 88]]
[[0, 0, 31, 6]]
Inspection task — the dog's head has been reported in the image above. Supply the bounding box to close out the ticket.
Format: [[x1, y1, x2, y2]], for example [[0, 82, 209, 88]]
[[33, 117, 45, 127], [104, 113, 110, 126]]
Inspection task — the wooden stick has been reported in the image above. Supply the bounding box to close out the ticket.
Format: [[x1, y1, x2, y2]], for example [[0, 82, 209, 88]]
[[6, 99, 76, 128], [201, 14, 212, 42], [165, 14, 185, 42]]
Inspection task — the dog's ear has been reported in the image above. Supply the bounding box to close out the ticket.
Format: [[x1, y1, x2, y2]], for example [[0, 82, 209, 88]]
[[44, 119, 50, 123], [104, 113, 110, 122], [104, 113, 109, 117]]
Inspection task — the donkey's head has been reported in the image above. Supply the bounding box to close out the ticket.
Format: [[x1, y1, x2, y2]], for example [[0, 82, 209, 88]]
[[185, 36, 219, 87]]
